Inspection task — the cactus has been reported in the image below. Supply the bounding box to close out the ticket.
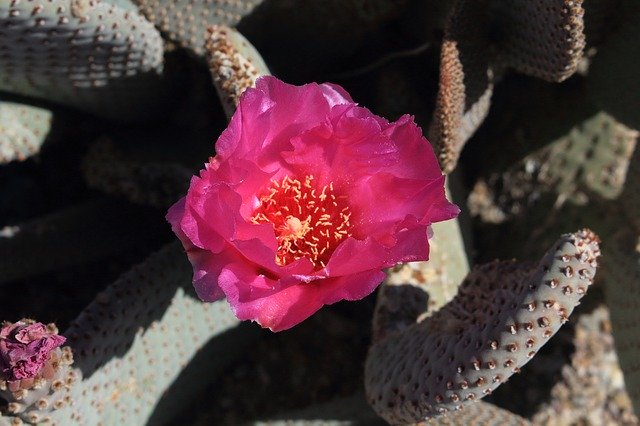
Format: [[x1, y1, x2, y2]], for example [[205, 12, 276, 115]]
[[532, 305, 638, 424], [376, 215, 470, 342], [1, 0, 638, 424], [0, 320, 74, 425], [0, 101, 52, 164], [468, 111, 638, 222], [429, 0, 586, 174], [1, 242, 260, 425], [365, 229, 600, 423], [0, 0, 170, 121], [206, 25, 271, 119]]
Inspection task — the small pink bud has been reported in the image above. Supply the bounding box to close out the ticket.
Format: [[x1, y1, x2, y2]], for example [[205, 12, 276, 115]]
[[0, 321, 66, 383]]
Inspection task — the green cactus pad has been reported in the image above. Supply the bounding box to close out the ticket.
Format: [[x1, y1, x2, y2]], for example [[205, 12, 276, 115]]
[[365, 229, 600, 423], [0, 0, 170, 122], [249, 393, 386, 425], [532, 306, 638, 424], [132, 0, 264, 56], [0, 332, 76, 425], [468, 111, 638, 222], [0, 101, 52, 164], [375, 217, 470, 342], [426, 401, 531, 425]]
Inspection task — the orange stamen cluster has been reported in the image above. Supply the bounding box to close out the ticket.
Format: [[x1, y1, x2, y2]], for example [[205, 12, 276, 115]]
[[251, 175, 352, 269]]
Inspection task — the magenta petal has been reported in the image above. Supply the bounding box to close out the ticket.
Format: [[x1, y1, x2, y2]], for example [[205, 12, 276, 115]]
[[221, 264, 385, 331], [325, 225, 429, 276], [0, 322, 65, 382], [186, 248, 228, 302]]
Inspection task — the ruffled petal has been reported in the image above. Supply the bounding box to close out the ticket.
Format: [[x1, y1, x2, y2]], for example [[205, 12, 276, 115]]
[[220, 263, 385, 331]]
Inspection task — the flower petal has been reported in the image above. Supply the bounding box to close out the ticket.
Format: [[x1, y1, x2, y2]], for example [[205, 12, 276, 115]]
[[219, 261, 385, 331]]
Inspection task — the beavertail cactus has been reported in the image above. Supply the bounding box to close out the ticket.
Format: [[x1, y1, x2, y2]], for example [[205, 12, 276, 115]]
[[468, 111, 638, 222], [0, 321, 75, 424], [365, 229, 600, 424]]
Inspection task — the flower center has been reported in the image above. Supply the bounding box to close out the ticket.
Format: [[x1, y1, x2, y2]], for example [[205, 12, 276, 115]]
[[251, 175, 352, 269]]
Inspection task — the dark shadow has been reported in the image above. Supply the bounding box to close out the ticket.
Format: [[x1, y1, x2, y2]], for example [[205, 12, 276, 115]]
[[461, 73, 599, 182], [237, 0, 410, 83], [373, 283, 429, 342], [0, 198, 170, 286], [256, 393, 387, 426]]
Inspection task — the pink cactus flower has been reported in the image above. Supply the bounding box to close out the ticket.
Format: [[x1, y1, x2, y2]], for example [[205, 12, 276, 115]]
[[167, 76, 459, 331], [0, 321, 66, 382]]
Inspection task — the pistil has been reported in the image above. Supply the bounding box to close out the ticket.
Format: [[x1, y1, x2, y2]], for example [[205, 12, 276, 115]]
[[251, 175, 352, 268]]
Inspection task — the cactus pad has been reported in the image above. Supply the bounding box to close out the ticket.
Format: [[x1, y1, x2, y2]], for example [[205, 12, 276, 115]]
[[365, 229, 600, 423], [428, 0, 494, 175], [468, 111, 638, 222], [0, 102, 52, 164], [0, 321, 76, 425], [206, 25, 270, 119], [132, 0, 264, 56], [493, 0, 586, 82], [375, 217, 470, 342], [0, 0, 168, 121]]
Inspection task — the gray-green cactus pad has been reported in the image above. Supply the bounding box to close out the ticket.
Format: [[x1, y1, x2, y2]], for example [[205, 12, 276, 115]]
[[375, 217, 470, 342], [63, 242, 239, 424], [132, 0, 264, 56], [82, 139, 192, 208], [0, 198, 168, 285], [0, 101, 52, 164], [493, 0, 585, 82], [365, 229, 600, 424], [0, 0, 170, 121]]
